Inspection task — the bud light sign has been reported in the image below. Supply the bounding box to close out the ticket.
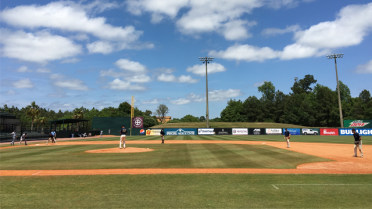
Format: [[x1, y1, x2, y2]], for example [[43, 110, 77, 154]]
[[339, 128, 372, 136]]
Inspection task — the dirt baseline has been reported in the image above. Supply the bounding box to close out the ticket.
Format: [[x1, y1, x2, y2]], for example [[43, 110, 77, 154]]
[[1, 140, 371, 176]]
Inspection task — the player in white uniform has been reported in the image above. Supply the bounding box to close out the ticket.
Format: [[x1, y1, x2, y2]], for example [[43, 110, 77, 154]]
[[10, 131, 16, 146], [120, 125, 127, 149]]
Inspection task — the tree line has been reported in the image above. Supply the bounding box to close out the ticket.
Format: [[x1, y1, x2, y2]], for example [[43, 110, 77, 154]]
[[219, 75, 372, 127], [1, 101, 159, 131]]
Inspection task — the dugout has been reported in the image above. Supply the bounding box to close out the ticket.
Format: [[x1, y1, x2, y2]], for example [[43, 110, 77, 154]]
[[50, 119, 89, 138], [0, 112, 21, 141]]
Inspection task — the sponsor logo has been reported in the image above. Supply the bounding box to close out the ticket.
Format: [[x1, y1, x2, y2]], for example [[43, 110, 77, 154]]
[[340, 129, 372, 136], [253, 129, 261, 135], [198, 128, 215, 135], [132, 117, 144, 128], [320, 128, 339, 136], [146, 129, 161, 136], [349, 120, 370, 127], [232, 128, 248, 135], [167, 128, 196, 135], [140, 129, 145, 135], [266, 128, 282, 135]]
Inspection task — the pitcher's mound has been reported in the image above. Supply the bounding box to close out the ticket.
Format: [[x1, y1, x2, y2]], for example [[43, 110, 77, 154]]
[[86, 147, 154, 153]]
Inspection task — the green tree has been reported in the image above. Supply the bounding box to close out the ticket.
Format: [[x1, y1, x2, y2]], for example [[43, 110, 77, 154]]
[[26, 101, 40, 131], [242, 96, 263, 122], [220, 100, 244, 122], [156, 104, 169, 123], [180, 114, 199, 122]]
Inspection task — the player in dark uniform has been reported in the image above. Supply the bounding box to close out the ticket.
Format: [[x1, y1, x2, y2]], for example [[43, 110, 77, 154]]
[[160, 129, 165, 144], [352, 129, 363, 158], [120, 125, 127, 149], [284, 128, 291, 148]]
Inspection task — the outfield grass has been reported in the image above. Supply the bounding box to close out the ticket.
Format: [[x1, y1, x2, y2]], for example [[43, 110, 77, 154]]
[[77, 134, 372, 145], [1, 174, 371, 208], [0, 143, 328, 170]]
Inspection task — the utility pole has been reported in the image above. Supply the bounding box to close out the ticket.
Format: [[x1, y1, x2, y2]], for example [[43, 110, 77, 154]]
[[199, 57, 214, 128], [327, 53, 344, 128]]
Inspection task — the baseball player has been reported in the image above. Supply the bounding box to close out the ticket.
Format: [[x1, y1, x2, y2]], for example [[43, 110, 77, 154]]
[[10, 131, 16, 146], [284, 128, 291, 148], [19, 132, 27, 145], [160, 129, 165, 144], [352, 129, 363, 158], [120, 125, 127, 149]]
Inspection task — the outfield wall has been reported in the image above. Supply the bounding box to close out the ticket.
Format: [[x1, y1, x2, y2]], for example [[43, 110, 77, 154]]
[[144, 128, 372, 136]]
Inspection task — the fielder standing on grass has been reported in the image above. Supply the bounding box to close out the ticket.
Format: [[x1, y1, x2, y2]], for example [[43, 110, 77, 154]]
[[160, 129, 165, 144], [19, 132, 27, 145], [284, 128, 291, 148], [352, 128, 363, 158], [10, 130, 16, 146], [119, 125, 127, 149]]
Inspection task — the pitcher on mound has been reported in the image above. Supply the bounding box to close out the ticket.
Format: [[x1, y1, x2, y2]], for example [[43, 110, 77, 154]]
[[120, 125, 127, 149]]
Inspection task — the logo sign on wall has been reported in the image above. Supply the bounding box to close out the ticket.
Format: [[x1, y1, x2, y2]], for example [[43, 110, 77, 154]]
[[140, 129, 145, 135], [248, 128, 265, 135], [344, 120, 372, 128], [214, 128, 232, 135], [165, 128, 197, 135], [232, 128, 248, 135], [198, 128, 215, 135], [132, 117, 144, 128], [282, 128, 301, 135], [320, 128, 339, 136], [266, 128, 282, 135], [146, 129, 161, 136], [339, 128, 372, 136]]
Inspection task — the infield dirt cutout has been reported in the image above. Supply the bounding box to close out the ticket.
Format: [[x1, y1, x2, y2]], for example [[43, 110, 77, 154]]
[[1, 140, 371, 176]]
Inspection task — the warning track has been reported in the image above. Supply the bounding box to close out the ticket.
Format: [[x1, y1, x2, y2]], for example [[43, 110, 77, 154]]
[[1, 140, 371, 176]]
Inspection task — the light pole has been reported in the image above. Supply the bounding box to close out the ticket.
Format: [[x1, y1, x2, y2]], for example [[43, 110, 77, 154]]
[[199, 57, 214, 128], [327, 53, 344, 128]]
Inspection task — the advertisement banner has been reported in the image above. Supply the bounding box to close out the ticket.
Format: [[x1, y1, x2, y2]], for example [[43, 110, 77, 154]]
[[132, 117, 144, 128], [339, 128, 372, 136], [146, 129, 161, 136], [198, 128, 215, 135], [165, 128, 197, 135], [214, 128, 232, 135], [283, 128, 301, 135], [248, 128, 265, 135], [344, 120, 372, 128], [232, 128, 248, 135], [266, 128, 282, 135], [320, 128, 339, 136], [139, 129, 145, 135], [301, 128, 320, 135]]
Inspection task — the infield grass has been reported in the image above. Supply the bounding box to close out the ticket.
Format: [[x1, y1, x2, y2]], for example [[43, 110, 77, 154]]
[[1, 174, 371, 209], [0, 143, 328, 170]]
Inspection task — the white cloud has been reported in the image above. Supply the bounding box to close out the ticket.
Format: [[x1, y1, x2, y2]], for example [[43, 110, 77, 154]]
[[210, 2, 372, 62], [87, 41, 114, 54], [115, 59, 147, 73], [13, 78, 34, 89], [157, 73, 177, 82], [0, 1, 142, 42], [178, 75, 198, 83], [171, 98, 191, 105], [187, 63, 226, 76], [108, 78, 145, 91], [128, 75, 151, 83], [209, 44, 280, 62], [262, 24, 300, 36], [17, 66, 31, 73], [209, 89, 241, 101], [356, 60, 372, 74], [0, 30, 82, 63], [50, 74, 88, 91]]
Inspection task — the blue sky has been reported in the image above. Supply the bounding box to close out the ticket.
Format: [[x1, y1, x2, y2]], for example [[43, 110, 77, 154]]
[[1, 0, 372, 119]]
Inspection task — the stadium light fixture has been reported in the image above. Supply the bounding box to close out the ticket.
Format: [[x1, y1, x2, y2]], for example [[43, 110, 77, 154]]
[[327, 53, 344, 128], [199, 57, 214, 128]]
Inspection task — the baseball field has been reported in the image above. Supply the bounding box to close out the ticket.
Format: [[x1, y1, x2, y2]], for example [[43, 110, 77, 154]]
[[1, 135, 371, 208]]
